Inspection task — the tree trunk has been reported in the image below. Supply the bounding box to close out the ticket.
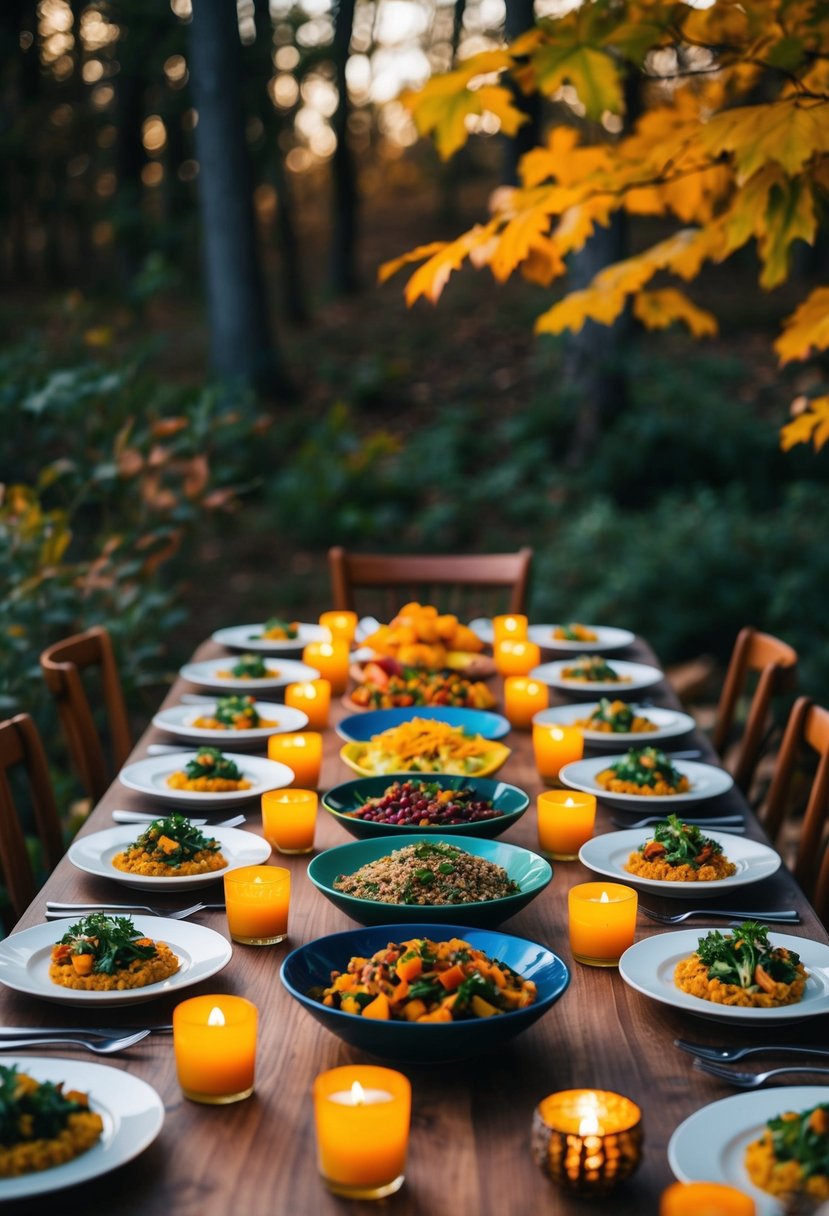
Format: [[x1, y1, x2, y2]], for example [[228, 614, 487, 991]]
[[330, 0, 359, 294], [502, 0, 540, 186]]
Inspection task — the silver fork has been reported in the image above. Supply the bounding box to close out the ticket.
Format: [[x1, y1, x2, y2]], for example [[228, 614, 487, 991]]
[[676, 1039, 829, 1064], [613, 814, 745, 830], [45, 901, 225, 920], [111, 810, 246, 827], [641, 907, 800, 924], [694, 1059, 829, 1088], [0, 1030, 150, 1055]]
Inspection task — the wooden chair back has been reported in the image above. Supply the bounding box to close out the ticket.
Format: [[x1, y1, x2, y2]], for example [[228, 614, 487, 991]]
[[40, 625, 132, 803], [711, 627, 798, 792], [0, 714, 64, 922], [328, 547, 533, 619]]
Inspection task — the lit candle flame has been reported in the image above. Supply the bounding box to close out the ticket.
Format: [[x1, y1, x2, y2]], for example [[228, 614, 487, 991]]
[[351, 1080, 366, 1105], [564, 797, 575, 807], [600, 891, 610, 903], [578, 1111, 602, 1136], [207, 1006, 225, 1027]]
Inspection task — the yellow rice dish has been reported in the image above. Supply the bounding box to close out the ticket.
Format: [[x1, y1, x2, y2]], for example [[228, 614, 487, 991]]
[[166, 747, 251, 792], [674, 922, 807, 1009], [624, 815, 736, 883], [113, 812, 227, 877], [0, 1066, 103, 1178], [50, 912, 180, 992], [745, 1103, 829, 1202]]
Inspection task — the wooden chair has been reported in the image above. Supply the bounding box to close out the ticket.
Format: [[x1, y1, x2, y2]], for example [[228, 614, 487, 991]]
[[711, 627, 798, 793], [0, 714, 64, 922], [40, 625, 132, 803], [328, 546, 533, 619], [761, 697, 829, 926]]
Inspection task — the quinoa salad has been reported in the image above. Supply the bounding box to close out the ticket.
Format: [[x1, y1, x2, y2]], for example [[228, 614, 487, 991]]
[[332, 841, 520, 906]]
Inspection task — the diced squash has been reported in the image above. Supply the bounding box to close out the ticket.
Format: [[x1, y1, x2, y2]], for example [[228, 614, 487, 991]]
[[402, 999, 427, 1021], [157, 835, 179, 854], [362, 992, 391, 1020], [333, 973, 357, 992], [396, 954, 422, 982], [71, 953, 95, 976], [417, 1007, 453, 1023], [389, 980, 409, 1005], [340, 996, 361, 1015], [470, 995, 500, 1018], [438, 964, 465, 991]]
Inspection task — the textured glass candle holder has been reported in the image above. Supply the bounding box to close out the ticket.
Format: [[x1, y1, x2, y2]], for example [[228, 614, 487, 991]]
[[532, 1089, 643, 1195]]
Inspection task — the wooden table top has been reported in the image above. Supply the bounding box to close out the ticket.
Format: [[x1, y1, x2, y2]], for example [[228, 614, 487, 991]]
[[4, 636, 828, 1216]]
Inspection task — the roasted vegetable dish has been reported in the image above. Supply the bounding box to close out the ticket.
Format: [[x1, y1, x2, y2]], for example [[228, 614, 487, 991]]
[[574, 698, 656, 734], [113, 812, 226, 876], [334, 841, 520, 905], [363, 602, 484, 671], [191, 695, 277, 731], [254, 617, 299, 640], [674, 921, 807, 1008], [315, 936, 537, 1022], [561, 656, 629, 682], [553, 623, 598, 642], [167, 747, 252, 792], [347, 779, 503, 827], [624, 814, 735, 882], [50, 913, 180, 991], [223, 654, 270, 679], [349, 658, 495, 710], [597, 747, 690, 796], [0, 1065, 104, 1178], [745, 1102, 829, 1202], [350, 718, 503, 776]]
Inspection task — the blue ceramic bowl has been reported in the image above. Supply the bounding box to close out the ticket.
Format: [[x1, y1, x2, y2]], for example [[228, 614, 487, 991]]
[[280, 922, 570, 1062], [336, 706, 511, 743], [321, 774, 530, 840], [307, 835, 553, 928]]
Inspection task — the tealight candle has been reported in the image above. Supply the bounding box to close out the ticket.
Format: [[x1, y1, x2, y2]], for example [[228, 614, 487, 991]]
[[285, 679, 331, 729], [532, 722, 583, 784], [268, 731, 322, 787], [568, 882, 637, 966], [319, 610, 358, 644], [503, 677, 548, 729], [302, 639, 350, 695], [537, 790, 597, 860], [314, 1066, 411, 1199], [494, 639, 541, 677], [173, 994, 258, 1104], [224, 864, 290, 945], [493, 613, 528, 643], [261, 788, 317, 854], [660, 1182, 756, 1215], [532, 1088, 642, 1195]]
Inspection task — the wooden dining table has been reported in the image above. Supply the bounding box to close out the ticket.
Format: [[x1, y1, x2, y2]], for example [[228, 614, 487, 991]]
[[3, 634, 828, 1216]]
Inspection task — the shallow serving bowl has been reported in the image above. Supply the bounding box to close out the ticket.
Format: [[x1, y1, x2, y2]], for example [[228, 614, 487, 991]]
[[307, 834, 552, 927], [339, 739, 511, 779], [321, 773, 529, 840], [336, 705, 511, 743], [279, 922, 570, 1062]]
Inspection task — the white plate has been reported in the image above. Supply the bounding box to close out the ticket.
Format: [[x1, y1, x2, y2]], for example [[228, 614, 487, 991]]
[[152, 701, 309, 746], [668, 1086, 829, 1216], [619, 930, 829, 1024], [0, 916, 232, 1007], [560, 754, 734, 807], [530, 658, 664, 696], [119, 752, 293, 808], [533, 702, 696, 746], [179, 656, 320, 692], [211, 621, 327, 653], [0, 1057, 164, 1200], [68, 825, 272, 891], [527, 624, 635, 653], [578, 830, 781, 898]]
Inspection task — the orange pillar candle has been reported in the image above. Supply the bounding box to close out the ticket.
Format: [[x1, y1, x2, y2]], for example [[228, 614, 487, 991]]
[[319, 610, 358, 644], [303, 639, 350, 695], [493, 614, 528, 643], [503, 677, 549, 729], [173, 994, 258, 1104], [537, 790, 597, 860], [494, 639, 541, 677], [533, 723, 584, 784], [660, 1182, 755, 1215], [268, 731, 322, 787], [262, 788, 317, 854], [568, 882, 637, 966], [285, 679, 331, 729], [532, 1089, 643, 1194], [313, 1066, 411, 1200], [224, 864, 290, 944]]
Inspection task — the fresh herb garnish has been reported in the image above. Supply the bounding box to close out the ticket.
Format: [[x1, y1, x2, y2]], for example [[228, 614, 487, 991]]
[[639, 813, 723, 869], [183, 747, 244, 782], [0, 1065, 91, 1145], [695, 921, 801, 990], [58, 913, 157, 976], [129, 812, 220, 868]]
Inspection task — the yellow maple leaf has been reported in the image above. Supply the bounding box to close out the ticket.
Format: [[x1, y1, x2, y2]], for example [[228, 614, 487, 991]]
[[489, 206, 557, 283], [534, 285, 627, 336], [700, 99, 829, 181], [775, 287, 829, 363], [757, 177, 816, 289], [402, 50, 523, 160], [632, 289, 718, 337], [779, 395, 829, 451], [530, 41, 623, 119], [519, 237, 566, 287], [397, 223, 500, 305], [378, 242, 449, 286]]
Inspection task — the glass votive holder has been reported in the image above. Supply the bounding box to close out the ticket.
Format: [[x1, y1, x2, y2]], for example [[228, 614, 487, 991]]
[[660, 1181, 756, 1215], [262, 788, 317, 854], [493, 614, 528, 643], [532, 722, 584, 784], [568, 882, 638, 967], [537, 790, 597, 860], [532, 1089, 643, 1195], [503, 677, 549, 729], [302, 639, 350, 695], [319, 610, 358, 644], [494, 639, 541, 677], [268, 731, 322, 787], [173, 994, 258, 1105], [313, 1066, 411, 1200], [224, 864, 290, 945], [285, 679, 331, 730]]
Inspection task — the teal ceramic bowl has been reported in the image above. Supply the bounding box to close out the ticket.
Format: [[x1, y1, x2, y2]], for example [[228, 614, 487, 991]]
[[307, 834, 553, 927], [321, 774, 530, 840]]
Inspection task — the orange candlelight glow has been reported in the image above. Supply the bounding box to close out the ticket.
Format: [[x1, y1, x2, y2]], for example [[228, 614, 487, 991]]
[[660, 1181, 756, 1215], [261, 788, 317, 854], [313, 1066, 411, 1199], [503, 677, 548, 729], [537, 790, 597, 860], [302, 639, 350, 695], [173, 994, 258, 1104], [532, 1089, 642, 1194], [493, 614, 528, 643], [319, 610, 358, 644], [532, 723, 583, 784], [268, 731, 322, 787], [285, 679, 331, 729], [568, 882, 637, 966], [494, 639, 541, 677], [224, 865, 290, 945]]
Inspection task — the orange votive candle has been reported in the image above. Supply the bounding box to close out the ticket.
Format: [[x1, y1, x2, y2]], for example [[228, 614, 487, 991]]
[[493, 614, 528, 643], [533, 722, 584, 783], [224, 865, 290, 945], [503, 677, 548, 729], [314, 1066, 411, 1200], [303, 639, 350, 695], [268, 731, 322, 787], [173, 994, 258, 1104], [319, 610, 358, 644], [537, 790, 597, 860], [494, 639, 541, 677], [660, 1182, 756, 1215], [261, 788, 317, 854], [568, 882, 637, 967], [285, 679, 331, 729]]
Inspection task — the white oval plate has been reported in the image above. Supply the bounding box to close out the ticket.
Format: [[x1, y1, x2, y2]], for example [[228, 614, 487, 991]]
[[530, 658, 663, 697], [0, 916, 232, 1007], [152, 701, 308, 746], [619, 930, 829, 1024], [560, 754, 734, 807], [533, 703, 696, 747], [668, 1086, 829, 1216], [68, 825, 272, 891], [179, 656, 320, 692], [579, 830, 781, 898], [0, 1057, 164, 1200], [527, 624, 635, 653], [119, 752, 293, 808], [211, 621, 328, 653]]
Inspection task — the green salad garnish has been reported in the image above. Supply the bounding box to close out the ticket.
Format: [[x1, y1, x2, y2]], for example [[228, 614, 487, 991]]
[[57, 914, 158, 975], [638, 813, 723, 869], [608, 746, 685, 789], [214, 695, 260, 728], [766, 1104, 829, 1181], [0, 1065, 91, 1145], [588, 698, 636, 731], [564, 656, 620, 681], [128, 812, 220, 868], [229, 654, 268, 678], [695, 921, 801, 990], [183, 747, 244, 782]]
